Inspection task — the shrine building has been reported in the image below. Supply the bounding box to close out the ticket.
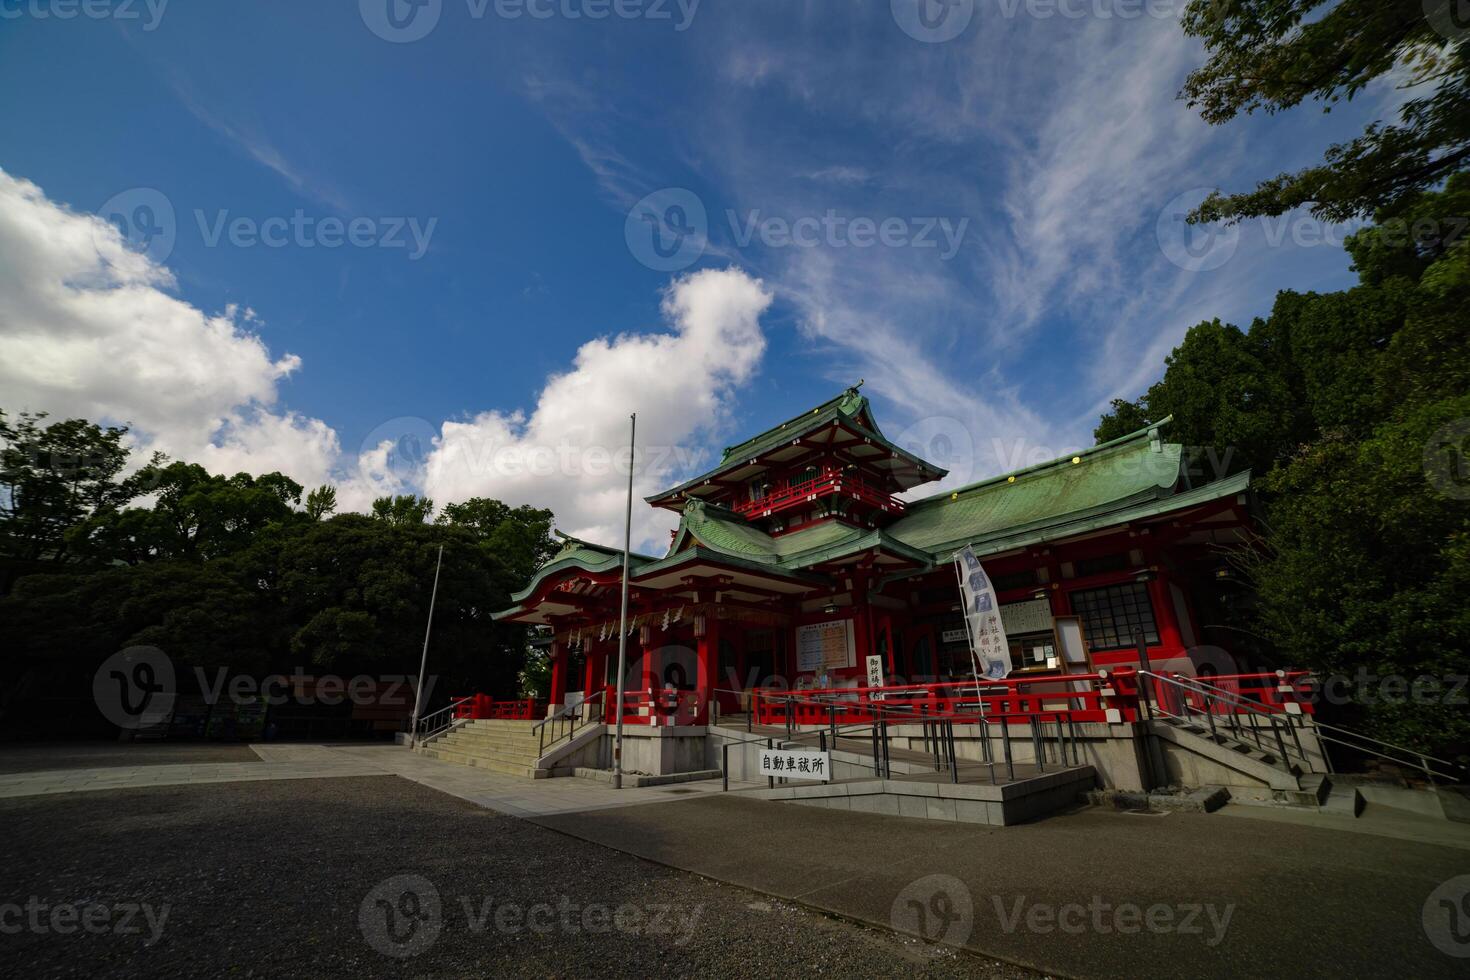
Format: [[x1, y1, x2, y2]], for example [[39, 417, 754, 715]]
[[492, 385, 1255, 723]]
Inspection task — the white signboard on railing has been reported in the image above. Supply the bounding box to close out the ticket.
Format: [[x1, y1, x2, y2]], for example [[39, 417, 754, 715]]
[[797, 620, 855, 672], [759, 747, 830, 781]]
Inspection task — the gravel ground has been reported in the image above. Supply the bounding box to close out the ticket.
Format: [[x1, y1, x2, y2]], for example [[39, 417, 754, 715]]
[[0, 775, 1043, 978], [0, 742, 259, 774]]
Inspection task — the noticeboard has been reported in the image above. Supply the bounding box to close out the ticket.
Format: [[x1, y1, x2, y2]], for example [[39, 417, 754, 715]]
[[796, 619, 855, 672]]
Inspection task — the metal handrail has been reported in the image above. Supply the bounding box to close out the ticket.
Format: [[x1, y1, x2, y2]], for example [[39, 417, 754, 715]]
[[410, 698, 468, 743], [1145, 670, 1466, 785], [1139, 670, 1306, 770], [534, 689, 606, 757]]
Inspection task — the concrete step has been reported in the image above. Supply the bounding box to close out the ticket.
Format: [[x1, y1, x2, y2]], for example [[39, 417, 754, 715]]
[[430, 741, 540, 762], [439, 732, 544, 749], [418, 746, 537, 776]]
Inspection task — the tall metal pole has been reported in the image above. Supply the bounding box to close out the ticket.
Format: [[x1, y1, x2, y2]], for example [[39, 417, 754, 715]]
[[612, 413, 636, 789], [408, 543, 444, 749]]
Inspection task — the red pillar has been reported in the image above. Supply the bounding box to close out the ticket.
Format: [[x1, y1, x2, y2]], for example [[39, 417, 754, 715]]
[[696, 617, 719, 723], [548, 640, 567, 711]]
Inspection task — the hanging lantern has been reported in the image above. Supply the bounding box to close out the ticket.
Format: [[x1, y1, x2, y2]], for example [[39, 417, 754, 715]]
[[639, 623, 652, 646], [693, 613, 707, 639]]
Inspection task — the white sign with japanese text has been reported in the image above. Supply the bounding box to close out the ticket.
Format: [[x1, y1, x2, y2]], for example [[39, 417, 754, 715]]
[[759, 747, 830, 781]]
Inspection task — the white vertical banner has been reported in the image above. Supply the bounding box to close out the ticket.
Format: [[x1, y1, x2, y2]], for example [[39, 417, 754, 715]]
[[955, 546, 1012, 680]]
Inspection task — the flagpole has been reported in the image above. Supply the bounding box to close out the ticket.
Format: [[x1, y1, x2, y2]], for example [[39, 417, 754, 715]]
[[408, 543, 444, 749], [612, 413, 636, 790]]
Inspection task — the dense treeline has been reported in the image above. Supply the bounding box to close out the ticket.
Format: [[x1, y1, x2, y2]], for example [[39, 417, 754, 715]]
[[0, 415, 556, 731], [1098, 178, 1470, 758]]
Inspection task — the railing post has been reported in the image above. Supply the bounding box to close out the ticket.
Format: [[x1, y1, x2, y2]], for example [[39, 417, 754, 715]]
[[1001, 717, 1015, 781], [766, 738, 774, 789], [829, 702, 837, 751], [880, 720, 891, 780], [870, 722, 881, 777], [722, 742, 729, 792], [1033, 719, 1045, 773], [947, 720, 958, 784]]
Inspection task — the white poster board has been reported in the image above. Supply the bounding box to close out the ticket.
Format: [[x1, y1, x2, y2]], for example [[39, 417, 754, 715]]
[[796, 620, 855, 672], [1000, 598, 1053, 635], [759, 747, 830, 781]]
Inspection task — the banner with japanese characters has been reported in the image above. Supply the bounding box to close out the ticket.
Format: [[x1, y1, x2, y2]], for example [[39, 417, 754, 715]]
[[955, 546, 1013, 680], [758, 747, 830, 781]]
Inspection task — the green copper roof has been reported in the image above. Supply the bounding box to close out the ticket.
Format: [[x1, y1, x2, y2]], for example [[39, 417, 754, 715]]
[[646, 385, 946, 504], [500, 532, 657, 608], [717, 386, 869, 463], [886, 421, 1184, 555]]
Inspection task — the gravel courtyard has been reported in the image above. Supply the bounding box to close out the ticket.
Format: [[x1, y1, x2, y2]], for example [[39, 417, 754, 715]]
[[0, 774, 1036, 978]]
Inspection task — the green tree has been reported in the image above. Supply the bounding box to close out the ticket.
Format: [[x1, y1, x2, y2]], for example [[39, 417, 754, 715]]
[[0, 411, 154, 567], [70, 462, 305, 563], [1104, 179, 1470, 757], [304, 485, 338, 521], [371, 494, 433, 526], [437, 497, 557, 582], [1182, 0, 1470, 223]]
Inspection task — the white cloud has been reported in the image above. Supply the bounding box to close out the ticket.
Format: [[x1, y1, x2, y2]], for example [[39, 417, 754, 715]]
[[0, 168, 347, 497], [423, 267, 773, 550]]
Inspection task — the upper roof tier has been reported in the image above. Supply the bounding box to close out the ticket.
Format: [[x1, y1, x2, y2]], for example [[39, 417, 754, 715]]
[[645, 384, 948, 511]]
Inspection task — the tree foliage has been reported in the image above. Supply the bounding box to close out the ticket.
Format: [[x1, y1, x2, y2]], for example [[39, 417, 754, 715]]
[[1182, 0, 1470, 223], [0, 425, 558, 717], [1101, 177, 1470, 757]]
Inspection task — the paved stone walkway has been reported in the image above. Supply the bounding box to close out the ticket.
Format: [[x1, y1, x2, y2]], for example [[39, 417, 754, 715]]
[[0, 742, 755, 816]]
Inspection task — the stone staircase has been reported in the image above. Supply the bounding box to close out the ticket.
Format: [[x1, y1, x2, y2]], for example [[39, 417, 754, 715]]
[[416, 719, 544, 777]]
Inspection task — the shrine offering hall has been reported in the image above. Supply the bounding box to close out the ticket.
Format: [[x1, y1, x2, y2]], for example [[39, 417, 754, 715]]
[[493, 386, 1254, 723]]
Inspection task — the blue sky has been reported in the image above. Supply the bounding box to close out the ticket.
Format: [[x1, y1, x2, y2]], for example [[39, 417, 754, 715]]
[[0, 1, 1406, 549]]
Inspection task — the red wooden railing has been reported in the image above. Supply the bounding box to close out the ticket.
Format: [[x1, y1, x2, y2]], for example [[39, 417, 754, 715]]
[[751, 669, 1315, 727], [732, 472, 905, 519], [451, 695, 542, 721]]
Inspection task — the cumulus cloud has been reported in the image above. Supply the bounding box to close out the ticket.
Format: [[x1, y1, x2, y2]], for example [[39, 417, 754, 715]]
[[0, 168, 347, 495], [423, 267, 773, 549], [0, 171, 774, 546]]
